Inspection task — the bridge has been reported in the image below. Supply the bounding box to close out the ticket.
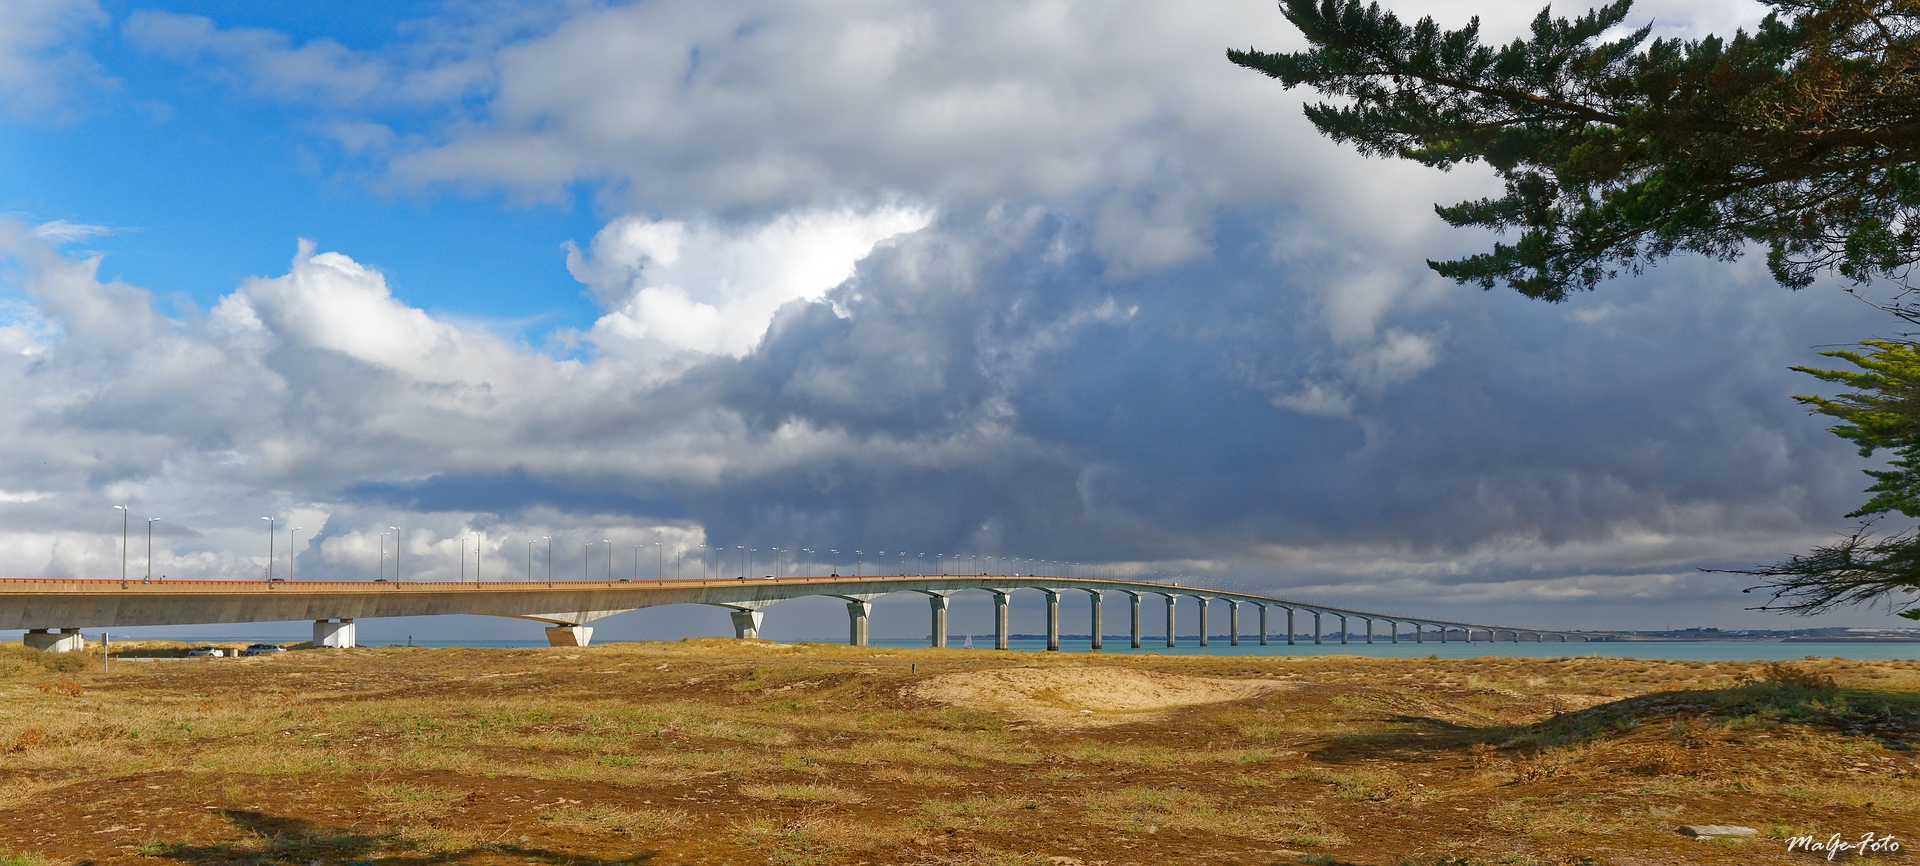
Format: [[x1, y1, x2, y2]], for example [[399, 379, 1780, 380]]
[[0, 574, 1611, 651]]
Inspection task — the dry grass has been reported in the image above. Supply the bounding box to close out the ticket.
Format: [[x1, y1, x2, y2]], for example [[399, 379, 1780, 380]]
[[0, 640, 1914, 865]]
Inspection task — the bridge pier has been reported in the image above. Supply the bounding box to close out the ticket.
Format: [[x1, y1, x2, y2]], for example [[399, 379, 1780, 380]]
[[1365, 618, 1373, 644], [1387, 620, 1397, 643], [24, 628, 84, 652], [1286, 607, 1295, 646], [921, 592, 952, 648], [1312, 611, 1321, 645], [846, 600, 872, 647], [544, 625, 592, 647], [1338, 614, 1348, 645], [313, 618, 357, 648], [1258, 604, 1268, 645], [1414, 623, 1423, 643], [1087, 591, 1103, 652], [1043, 590, 1061, 651], [1128, 592, 1142, 649], [1197, 598, 1210, 647], [728, 608, 765, 640], [992, 592, 1010, 650], [1440, 624, 1447, 643], [1228, 600, 1240, 647], [1164, 595, 1176, 648]]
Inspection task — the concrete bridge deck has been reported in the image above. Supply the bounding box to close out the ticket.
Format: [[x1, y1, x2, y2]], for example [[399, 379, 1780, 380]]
[[0, 574, 1611, 651]]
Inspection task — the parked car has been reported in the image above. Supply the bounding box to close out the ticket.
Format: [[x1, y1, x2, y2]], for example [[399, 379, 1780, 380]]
[[242, 643, 285, 656], [185, 646, 224, 658]]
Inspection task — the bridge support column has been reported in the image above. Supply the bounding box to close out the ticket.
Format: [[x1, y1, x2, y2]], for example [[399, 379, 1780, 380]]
[[1440, 624, 1448, 643], [1286, 608, 1295, 646], [925, 594, 950, 648], [1415, 623, 1423, 643], [1258, 604, 1268, 646], [846, 600, 872, 647], [1165, 595, 1177, 647], [1087, 591, 1103, 652], [1043, 591, 1061, 651], [1338, 615, 1348, 645], [1197, 598, 1210, 647], [1365, 618, 1373, 644], [544, 625, 592, 647], [1388, 620, 1397, 643], [1312, 611, 1321, 645], [1129, 593, 1142, 649], [1228, 601, 1241, 647], [313, 619, 357, 648], [1512, 630, 1521, 643], [992, 592, 1010, 650], [729, 608, 765, 640], [24, 629, 85, 652]]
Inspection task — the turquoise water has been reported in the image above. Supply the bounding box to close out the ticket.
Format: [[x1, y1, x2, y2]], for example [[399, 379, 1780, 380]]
[[149, 635, 1920, 661]]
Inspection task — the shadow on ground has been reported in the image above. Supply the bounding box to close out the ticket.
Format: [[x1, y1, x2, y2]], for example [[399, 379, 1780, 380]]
[[1309, 669, 1920, 763], [142, 810, 655, 866]]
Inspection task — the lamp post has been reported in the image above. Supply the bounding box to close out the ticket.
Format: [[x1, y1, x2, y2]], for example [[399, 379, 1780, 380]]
[[676, 545, 683, 579], [736, 545, 744, 578], [290, 527, 301, 582], [854, 550, 862, 576], [379, 532, 387, 580], [476, 532, 483, 583], [544, 536, 552, 587], [698, 544, 707, 579], [113, 506, 128, 586], [583, 540, 592, 582], [145, 518, 159, 583], [603, 539, 612, 582], [261, 516, 274, 582], [633, 545, 640, 581], [655, 541, 663, 581], [390, 527, 400, 581], [527, 540, 534, 582], [830, 549, 838, 576]]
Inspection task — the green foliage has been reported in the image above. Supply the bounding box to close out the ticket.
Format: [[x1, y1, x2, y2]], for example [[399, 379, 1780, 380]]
[[1230, 0, 1920, 300], [1736, 337, 1920, 616]]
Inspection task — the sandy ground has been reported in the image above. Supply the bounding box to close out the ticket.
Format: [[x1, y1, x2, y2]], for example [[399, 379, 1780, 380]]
[[907, 665, 1295, 727]]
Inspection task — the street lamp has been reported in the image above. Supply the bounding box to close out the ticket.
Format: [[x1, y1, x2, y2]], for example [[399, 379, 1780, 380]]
[[145, 518, 159, 583], [655, 541, 663, 581], [389, 527, 400, 581], [698, 544, 707, 579], [633, 545, 641, 581], [379, 532, 389, 581], [261, 516, 274, 582], [112, 506, 128, 586], [736, 545, 744, 578], [527, 540, 534, 582], [603, 539, 612, 582], [830, 549, 838, 576], [544, 536, 552, 587], [854, 550, 862, 576], [290, 527, 302, 582], [476, 532, 483, 583]]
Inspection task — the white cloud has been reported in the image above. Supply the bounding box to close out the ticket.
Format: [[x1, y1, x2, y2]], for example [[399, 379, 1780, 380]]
[[30, 219, 110, 243], [0, 0, 106, 117], [570, 206, 933, 357]]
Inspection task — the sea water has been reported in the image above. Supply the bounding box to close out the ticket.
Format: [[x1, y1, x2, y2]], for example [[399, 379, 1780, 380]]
[[124, 635, 1920, 662]]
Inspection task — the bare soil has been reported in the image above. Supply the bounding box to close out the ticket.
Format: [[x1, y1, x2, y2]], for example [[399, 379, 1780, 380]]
[[0, 639, 1916, 865]]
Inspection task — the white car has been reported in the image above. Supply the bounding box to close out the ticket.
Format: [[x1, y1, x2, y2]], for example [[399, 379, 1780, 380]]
[[185, 646, 224, 658]]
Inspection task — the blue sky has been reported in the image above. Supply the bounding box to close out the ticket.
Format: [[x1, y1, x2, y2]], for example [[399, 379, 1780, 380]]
[[1, 0, 1911, 641]]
